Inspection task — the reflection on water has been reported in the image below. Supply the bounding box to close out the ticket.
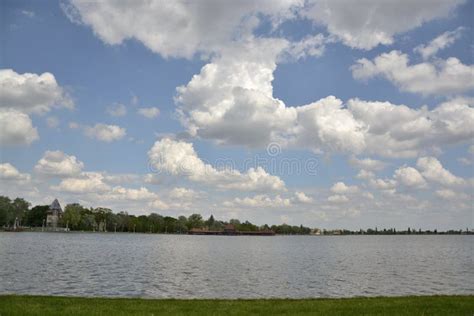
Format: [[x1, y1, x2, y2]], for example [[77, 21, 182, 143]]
[[0, 232, 472, 298]]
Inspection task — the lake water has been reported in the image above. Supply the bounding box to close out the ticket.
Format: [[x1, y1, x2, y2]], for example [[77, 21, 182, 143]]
[[0, 232, 472, 298]]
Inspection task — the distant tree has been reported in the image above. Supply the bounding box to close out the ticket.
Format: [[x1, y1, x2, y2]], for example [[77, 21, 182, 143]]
[[206, 215, 215, 227], [81, 214, 97, 231], [26, 205, 49, 227], [177, 216, 188, 233], [229, 219, 241, 227], [11, 198, 30, 225], [187, 214, 203, 229], [0, 196, 13, 226], [63, 203, 85, 229]]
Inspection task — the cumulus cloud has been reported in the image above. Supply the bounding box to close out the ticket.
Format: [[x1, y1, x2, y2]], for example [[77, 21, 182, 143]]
[[394, 166, 427, 188], [416, 156, 465, 187], [351, 50, 474, 96], [169, 187, 199, 200], [327, 194, 348, 203], [348, 98, 474, 158], [0, 163, 30, 182], [302, 0, 463, 50], [330, 182, 358, 194], [137, 107, 160, 119], [148, 138, 285, 191], [34, 150, 84, 177], [0, 69, 73, 146], [414, 27, 464, 60], [0, 69, 73, 114], [63, 0, 301, 58], [106, 103, 127, 117], [84, 123, 126, 142], [349, 156, 388, 171], [53, 172, 110, 193], [223, 194, 291, 208], [0, 109, 39, 145], [294, 191, 313, 203], [369, 178, 397, 191], [177, 35, 473, 158], [107, 186, 157, 201], [435, 189, 469, 200]]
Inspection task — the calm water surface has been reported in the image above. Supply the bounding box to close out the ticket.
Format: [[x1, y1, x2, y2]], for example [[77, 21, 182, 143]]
[[0, 232, 472, 298]]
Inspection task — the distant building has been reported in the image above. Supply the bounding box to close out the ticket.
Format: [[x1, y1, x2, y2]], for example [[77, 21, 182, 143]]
[[46, 199, 63, 228], [223, 224, 236, 234]]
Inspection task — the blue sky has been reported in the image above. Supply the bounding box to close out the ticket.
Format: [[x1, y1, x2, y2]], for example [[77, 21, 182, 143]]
[[1, 0, 473, 229]]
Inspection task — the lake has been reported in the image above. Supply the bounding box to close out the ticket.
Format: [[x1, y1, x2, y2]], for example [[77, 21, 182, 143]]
[[0, 232, 472, 298]]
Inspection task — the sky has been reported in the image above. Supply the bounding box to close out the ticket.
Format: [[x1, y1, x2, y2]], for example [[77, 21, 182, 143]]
[[0, 0, 473, 230]]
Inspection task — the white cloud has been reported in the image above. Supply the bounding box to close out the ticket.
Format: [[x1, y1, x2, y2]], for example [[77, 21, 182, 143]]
[[0, 69, 73, 114], [348, 98, 474, 158], [148, 138, 285, 191], [294, 191, 313, 203], [351, 50, 474, 96], [327, 194, 348, 203], [53, 172, 110, 193], [330, 182, 358, 194], [416, 156, 465, 187], [106, 103, 127, 117], [84, 123, 126, 142], [302, 0, 463, 50], [414, 27, 464, 60], [177, 35, 473, 158], [369, 178, 397, 191], [108, 186, 157, 201], [435, 189, 469, 200], [356, 170, 375, 180], [224, 194, 291, 208], [0, 109, 39, 146], [34, 150, 84, 177], [137, 107, 160, 119], [0, 163, 30, 182], [349, 156, 387, 171], [63, 0, 301, 59], [394, 166, 427, 188], [284, 34, 327, 60], [169, 187, 199, 200], [176, 37, 296, 147]]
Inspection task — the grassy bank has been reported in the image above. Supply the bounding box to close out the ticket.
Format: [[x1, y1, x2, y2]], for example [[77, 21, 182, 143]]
[[1, 295, 473, 315]]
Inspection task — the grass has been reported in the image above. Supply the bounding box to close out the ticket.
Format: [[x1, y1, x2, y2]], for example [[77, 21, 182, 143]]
[[0, 295, 473, 315]]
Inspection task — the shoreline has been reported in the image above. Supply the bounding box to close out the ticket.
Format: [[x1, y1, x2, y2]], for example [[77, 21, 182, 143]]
[[1, 295, 472, 315], [1, 229, 473, 236]]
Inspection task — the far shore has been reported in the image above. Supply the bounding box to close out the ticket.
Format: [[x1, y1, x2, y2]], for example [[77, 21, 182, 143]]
[[1, 228, 473, 236], [1, 295, 473, 315]]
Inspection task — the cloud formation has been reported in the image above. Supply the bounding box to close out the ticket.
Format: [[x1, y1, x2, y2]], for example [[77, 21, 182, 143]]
[[34, 150, 84, 177], [148, 138, 285, 191], [0, 109, 39, 145], [137, 107, 160, 119], [351, 50, 474, 96], [414, 27, 464, 59], [84, 123, 126, 142]]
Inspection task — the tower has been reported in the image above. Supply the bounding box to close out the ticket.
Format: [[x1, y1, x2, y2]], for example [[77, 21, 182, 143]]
[[46, 199, 63, 228]]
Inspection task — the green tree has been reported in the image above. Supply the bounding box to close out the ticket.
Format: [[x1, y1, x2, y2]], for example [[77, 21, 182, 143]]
[[63, 203, 84, 230], [187, 214, 203, 229], [0, 196, 13, 226], [11, 198, 30, 225], [26, 205, 49, 227], [177, 216, 188, 233]]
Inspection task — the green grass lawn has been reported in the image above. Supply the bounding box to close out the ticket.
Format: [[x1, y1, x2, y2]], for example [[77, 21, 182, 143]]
[[0, 295, 472, 315]]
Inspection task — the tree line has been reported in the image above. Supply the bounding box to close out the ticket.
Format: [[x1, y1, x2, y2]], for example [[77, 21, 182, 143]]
[[0, 196, 311, 234]]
